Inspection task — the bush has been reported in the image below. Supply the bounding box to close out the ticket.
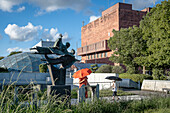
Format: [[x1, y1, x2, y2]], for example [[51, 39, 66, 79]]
[[89, 64, 98, 73], [0, 67, 8, 73], [119, 73, 153, 83], [126, 65, 136, 74], [112, 66, 124, 74], [96, 65, 112, 73], [71, 88, 78, 99], [152, 69, 167, 80], [0, 82, 170, 112], [39, 64, 47, 73], [0, 57, 4, 60]]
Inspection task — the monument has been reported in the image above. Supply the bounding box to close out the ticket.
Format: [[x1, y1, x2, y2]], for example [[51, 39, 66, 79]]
[[30, 34, 78, 99]]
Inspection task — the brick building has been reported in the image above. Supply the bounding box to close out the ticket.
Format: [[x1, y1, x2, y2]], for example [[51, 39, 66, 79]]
[[77, 2, 151, 65]]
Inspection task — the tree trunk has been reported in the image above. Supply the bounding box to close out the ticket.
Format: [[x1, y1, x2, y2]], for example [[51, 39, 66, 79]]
[[143, 66, 145, 74]]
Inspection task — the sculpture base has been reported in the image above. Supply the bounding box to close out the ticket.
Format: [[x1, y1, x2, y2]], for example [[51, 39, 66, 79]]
[[47, 85, 71, 103]]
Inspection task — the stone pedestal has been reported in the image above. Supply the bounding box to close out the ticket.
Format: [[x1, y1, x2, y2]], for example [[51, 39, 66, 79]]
[[47, 85, 71, 98]]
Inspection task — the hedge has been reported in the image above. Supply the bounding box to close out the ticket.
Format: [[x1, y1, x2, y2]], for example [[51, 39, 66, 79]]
[[0, 67, 8, 73], [119, 73, 153, 83], [95, 65, 112, 73], [112, 66, 124, 74]]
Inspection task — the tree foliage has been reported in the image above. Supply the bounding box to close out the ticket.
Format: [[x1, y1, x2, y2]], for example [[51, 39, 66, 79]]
[[136, 0, 170, 70], [89, 64, 98, 73], [119, 73, 153, 83], [108, 0, 170, 77], [39, 64, 48, 73], [0, 67, 8, 73], [112, 66, 124, 74], [7, 51, 22, 57], [108, 26, 146, 74], [0, 57, 4, 60], [96, 65, 112, 73]]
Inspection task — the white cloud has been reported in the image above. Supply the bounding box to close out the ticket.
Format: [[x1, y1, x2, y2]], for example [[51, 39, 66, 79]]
[[0, 0, 91, 13], [17, 6, 25, 12], [7, 47, 29, 53], [89, 15, 100, 23], [129, 0, 159, 10], [4, 22, 42, 41], [42, 28, 70, 42], [0, 0, 22, 12], [29, 0, 91, 12]]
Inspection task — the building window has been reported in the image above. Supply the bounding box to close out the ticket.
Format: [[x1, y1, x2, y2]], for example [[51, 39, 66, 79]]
[[94, 54, 96, 59], [91, 55, 93, 59], [101, 53, 103, 58], [105, 52, 107, 57], [97, 53, 99, 58], [88, 55, 90, 60]]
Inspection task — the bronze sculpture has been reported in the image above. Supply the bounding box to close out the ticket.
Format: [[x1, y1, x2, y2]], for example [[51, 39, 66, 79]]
[[30, 34, 78, 85]]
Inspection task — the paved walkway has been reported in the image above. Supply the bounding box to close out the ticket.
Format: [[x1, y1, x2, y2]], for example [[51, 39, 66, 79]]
[[71, 89, 170, 105], [71, 95, 149, 105]]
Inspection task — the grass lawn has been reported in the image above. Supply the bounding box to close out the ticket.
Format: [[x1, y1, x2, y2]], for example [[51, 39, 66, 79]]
[[144, 108, 170, 113], [0, 84, 170, 113]]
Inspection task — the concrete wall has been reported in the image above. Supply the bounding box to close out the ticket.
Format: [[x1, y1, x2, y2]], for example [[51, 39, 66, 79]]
[[141, 80, 170, 92], [0, 72, 140, 90], [73, 73, 139, 90], [73, 73, 118, 90], [0, 72, 73, 88], [0, 72, 51, 85], [118, 79, 139, 89]]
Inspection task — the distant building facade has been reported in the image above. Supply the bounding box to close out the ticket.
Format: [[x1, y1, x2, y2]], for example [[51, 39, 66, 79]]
[[77, 3, 151, 65]]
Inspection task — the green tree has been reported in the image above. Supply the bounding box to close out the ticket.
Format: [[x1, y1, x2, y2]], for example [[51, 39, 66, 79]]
[[89, 64, 98, 73], [108, 26, 147, 74], [0, 67, 8, 73], [135, 0, 170, 79], [0, 57, 4, 60], [7, 51, 22, 57], [96, 64, 112, 73], [39, 64, 48, 73], [112, 66, 124, 74]]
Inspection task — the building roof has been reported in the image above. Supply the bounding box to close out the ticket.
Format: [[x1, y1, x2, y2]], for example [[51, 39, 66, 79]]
[[0, 52, 46, 72], [32, 40, 55, 48]]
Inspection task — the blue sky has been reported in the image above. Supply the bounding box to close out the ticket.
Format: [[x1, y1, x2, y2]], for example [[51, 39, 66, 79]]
[[0, 0, 163, 57]]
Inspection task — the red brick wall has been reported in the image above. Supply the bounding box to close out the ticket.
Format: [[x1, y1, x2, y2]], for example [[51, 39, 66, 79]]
[[80, 2, 149, 64], [119, 9, 147, 29], [81, 9, 119, 47]]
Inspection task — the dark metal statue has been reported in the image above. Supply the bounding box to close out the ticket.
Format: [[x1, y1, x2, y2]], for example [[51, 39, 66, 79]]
[[30, 34, 78, 86]]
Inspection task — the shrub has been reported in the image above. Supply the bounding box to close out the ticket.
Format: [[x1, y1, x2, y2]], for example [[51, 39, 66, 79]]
[[39, 64, 47, 73], [152, 69, 167, 80], [119, 73, 153, 83], [126, 65, 136, 74], [112, 66, 124, 74], [0, 67, 8, 73], [0, 82, 170, 112], [89, 64, 98, 73], [0, 57, 4, 60], [96, 65, 112, 73], [71, 88, 78, 99]]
